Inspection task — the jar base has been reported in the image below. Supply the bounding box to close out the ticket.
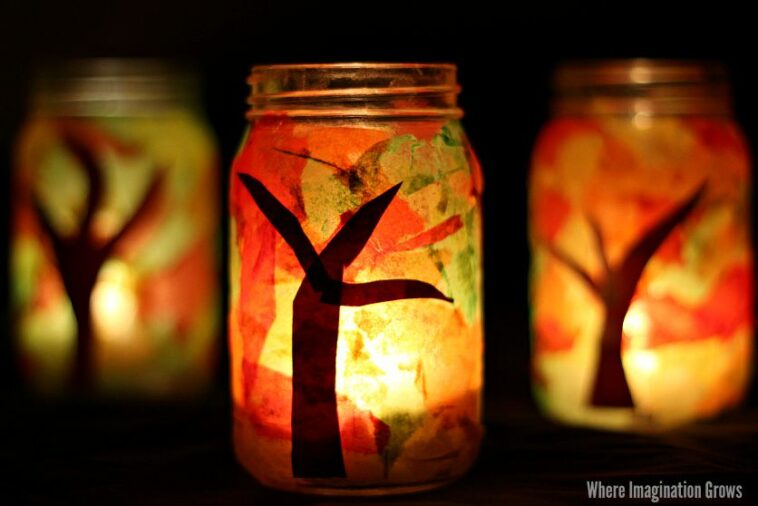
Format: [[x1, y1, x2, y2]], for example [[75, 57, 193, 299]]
[[233, 403, 480, 497], [281, 479, 454, 497], [233, 431, 462, 497]]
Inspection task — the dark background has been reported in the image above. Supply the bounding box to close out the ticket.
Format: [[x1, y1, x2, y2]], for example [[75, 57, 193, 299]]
[[1, 2, 758, 504]]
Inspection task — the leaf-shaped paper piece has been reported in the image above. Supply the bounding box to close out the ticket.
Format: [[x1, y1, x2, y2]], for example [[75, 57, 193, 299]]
[[532, 189, 572, 242], [635, 264, 752, 348], [534, 317, 576, 353], [380, 412, 426, 472], [394, 215, 463, 252]]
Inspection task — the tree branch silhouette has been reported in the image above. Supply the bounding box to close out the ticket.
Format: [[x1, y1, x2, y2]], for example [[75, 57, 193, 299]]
[[335, 279, 453, 306], [546, 182, 706, 407], [237, 172, 454, 479], [103, 172, 164, 257], [34, 125, 163, 389], [545, 241, 602, 296], [237, 174, 328, 288]]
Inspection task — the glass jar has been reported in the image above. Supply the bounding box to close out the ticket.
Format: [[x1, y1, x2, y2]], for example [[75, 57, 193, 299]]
[[529, 60, 753, 430], [11, 59, 220, 397], [229, 63, 484, 495]]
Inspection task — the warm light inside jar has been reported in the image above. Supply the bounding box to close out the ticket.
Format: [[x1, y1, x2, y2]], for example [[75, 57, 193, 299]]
[[91, 260, 139, 345]]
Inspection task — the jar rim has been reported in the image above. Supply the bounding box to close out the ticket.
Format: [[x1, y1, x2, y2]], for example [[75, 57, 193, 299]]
[[29, 58, 201, 116], [252, 62, 457, 71], [552, 59, 732, 116], [555, 59, 728, 89], [247, 62, 462, 119]]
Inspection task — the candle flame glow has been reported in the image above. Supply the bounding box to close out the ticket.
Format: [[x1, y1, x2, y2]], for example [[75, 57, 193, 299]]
[[623, 302, 650, 348], [336, 306, 426, 417], [626, 350, 659, 376], [91, 260, 138, 344]]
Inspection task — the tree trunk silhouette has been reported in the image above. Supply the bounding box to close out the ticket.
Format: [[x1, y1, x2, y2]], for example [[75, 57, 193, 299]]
[[238, 174, 454, 478], [592, 300, 634, 406], [546, 183, 705, 408], [34, 128, 162, 390]]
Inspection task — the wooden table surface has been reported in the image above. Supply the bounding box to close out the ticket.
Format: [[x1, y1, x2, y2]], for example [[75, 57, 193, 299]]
[[3, 392, 757, 505]]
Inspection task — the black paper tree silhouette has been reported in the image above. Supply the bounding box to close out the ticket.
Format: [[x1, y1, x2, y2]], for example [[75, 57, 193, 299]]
[[34, 129, 163, 389], [238, 173, 453, 479], [547, 183, 705, 407]]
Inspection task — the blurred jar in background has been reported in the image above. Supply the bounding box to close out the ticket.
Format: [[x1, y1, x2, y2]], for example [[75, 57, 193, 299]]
[[11, 59, 220, 397], [529, 60, 753, 430]]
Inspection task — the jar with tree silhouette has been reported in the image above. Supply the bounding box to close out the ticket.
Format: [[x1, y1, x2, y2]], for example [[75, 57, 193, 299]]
[[529, 60, 753, 430], [229, 63, 484, 494], [11, 60, 220, 397]]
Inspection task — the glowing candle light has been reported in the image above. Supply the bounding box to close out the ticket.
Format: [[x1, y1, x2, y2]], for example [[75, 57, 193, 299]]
[[529, 60, 753, 430], [11, 60, 220, 397], [229, 63, 484, 494], [91, 260, 139, 345]]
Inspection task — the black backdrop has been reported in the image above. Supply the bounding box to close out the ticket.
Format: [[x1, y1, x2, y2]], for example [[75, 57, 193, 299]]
[[1, 0, 757, 487]]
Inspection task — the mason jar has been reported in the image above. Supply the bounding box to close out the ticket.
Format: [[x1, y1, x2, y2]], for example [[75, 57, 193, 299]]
[[11, 59, 220, 397], [529, 60, 753, 430], [229, 63, 484, 494]]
